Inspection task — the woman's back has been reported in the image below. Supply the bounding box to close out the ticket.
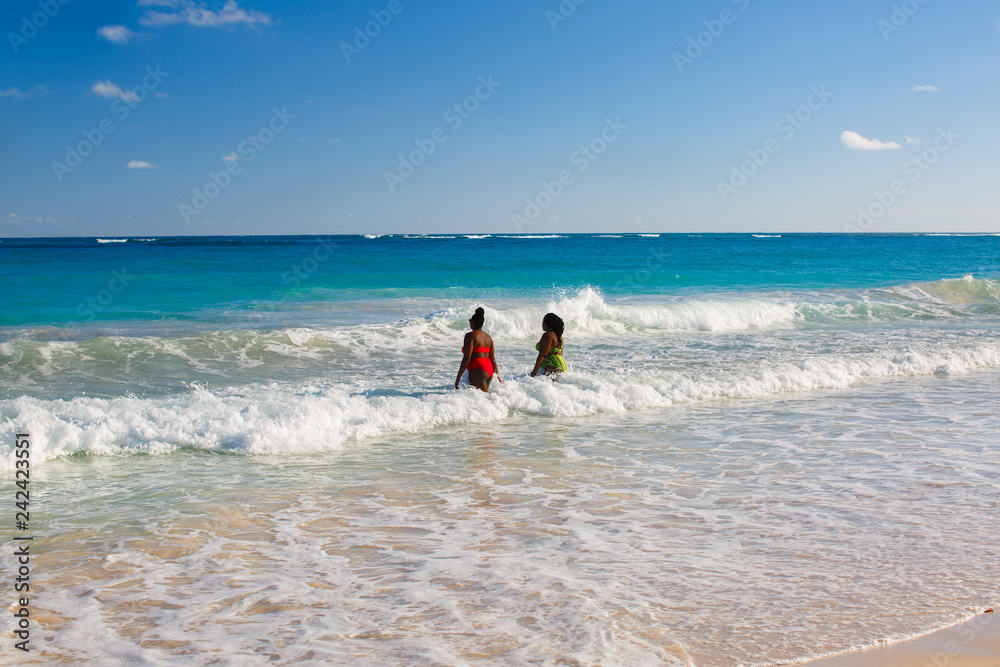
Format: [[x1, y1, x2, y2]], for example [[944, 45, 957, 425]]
[[466, 330, 493, 351]]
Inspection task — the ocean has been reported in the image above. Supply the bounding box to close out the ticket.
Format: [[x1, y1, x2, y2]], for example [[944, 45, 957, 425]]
[[2, 233, 999, 665]]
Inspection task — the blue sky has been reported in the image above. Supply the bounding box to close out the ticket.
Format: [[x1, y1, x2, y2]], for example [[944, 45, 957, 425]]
[[2, 0, 998, 236]]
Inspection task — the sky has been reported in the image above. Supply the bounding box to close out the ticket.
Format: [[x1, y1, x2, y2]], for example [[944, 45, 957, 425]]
[[1, 0, 998, 237]]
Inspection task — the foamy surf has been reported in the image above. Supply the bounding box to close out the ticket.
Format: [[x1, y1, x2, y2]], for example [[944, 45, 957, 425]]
[[4, 280, 1000, 407], [5, 337, 1000, 470], [20, 374, 1000, 667]]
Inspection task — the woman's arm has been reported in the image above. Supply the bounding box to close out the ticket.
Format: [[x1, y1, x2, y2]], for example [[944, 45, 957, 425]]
[[455, 332, 473, 389], [530, 333, 552, 377], [489, 340, 502, 383]]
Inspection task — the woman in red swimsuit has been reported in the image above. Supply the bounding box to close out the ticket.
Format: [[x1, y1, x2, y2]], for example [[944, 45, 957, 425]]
[[455, 307, 501, 392]]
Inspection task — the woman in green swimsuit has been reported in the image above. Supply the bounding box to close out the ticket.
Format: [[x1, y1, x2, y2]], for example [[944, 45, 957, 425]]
[[531, 312, 567, 377]]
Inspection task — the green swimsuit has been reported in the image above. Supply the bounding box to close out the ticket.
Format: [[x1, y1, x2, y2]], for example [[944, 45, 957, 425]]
[[536, 332, 567, 373]]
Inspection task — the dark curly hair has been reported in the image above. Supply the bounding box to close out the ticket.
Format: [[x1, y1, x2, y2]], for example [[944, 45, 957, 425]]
[[470, 307, 486, 330], [543, 312, 564, 343]]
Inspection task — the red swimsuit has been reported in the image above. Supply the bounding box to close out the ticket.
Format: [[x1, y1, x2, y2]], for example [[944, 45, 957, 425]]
[[463, 346, 494, 377]]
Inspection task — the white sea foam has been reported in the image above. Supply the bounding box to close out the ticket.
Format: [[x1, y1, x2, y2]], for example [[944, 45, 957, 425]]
[[332, 289, 798, 345], [5, 337, 1000, 470], [484, 288, 800, 338], [21, 371, 1000, 666], [4, 280, 1000, 389], [96, 238, 127, 243]]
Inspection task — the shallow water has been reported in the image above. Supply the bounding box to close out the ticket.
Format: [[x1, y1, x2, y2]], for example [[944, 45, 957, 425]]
[[10, 371, 997, 665]]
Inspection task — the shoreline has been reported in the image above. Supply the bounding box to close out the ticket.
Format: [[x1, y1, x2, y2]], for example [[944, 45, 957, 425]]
[[797, 610, 998, 666]]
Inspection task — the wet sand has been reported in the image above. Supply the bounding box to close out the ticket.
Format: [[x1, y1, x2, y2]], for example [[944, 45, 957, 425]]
[[802, 611, 998, 666]]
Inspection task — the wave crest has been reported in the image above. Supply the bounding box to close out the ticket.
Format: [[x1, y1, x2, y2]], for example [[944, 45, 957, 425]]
[[4, 339, 1000, 470]]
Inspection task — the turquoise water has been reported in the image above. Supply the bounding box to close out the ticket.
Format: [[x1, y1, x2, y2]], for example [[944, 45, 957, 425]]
[[4, 233, 999, 327], [1, 233, 999, 664]]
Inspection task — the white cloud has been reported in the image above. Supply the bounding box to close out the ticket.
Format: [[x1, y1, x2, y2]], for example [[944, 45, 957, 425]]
[[139, 0, 272, 28], [841, 131, 902, 151], [912, 85, 941, 92], [97, 25, 138, 44], [329, 138, 342, 143], [0, 86, 48, 99], [905, 136, 922, 145], [222, 151, 238, 161], [126, 160, 158, 169], [93, 80, 140, 103], [4, 213, 74, 227]]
